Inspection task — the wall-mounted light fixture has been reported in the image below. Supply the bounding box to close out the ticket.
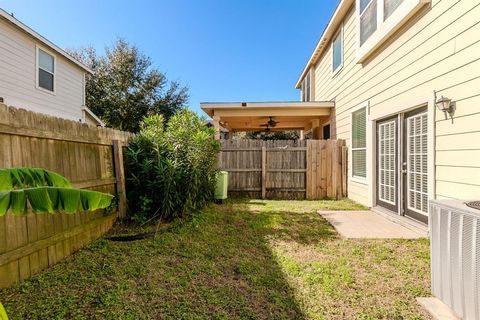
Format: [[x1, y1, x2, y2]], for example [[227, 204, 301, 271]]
[[0, 97, 4, 103], [435, 91, 455, 123]]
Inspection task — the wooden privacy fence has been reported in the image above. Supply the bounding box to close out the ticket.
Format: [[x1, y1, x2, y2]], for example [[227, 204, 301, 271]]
[[218, 139, 347, 200], [0, 105, 132, 288]]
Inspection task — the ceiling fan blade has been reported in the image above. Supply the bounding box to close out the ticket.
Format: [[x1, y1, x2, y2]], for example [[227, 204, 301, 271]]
[[267, 116, 278, 127]]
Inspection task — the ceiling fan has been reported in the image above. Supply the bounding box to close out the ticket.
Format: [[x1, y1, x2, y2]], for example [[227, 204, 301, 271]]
[[259, 117, 278, 131]]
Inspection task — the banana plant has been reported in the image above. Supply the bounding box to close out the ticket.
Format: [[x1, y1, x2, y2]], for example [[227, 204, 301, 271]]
[[0, 302, 8, 320], [0, 168, 114, 216]]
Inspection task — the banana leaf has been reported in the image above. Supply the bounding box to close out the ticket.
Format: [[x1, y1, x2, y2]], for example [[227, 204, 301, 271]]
[[0, 192, 9, 215], [0, 170, 10, 191], [0, 187, 113, 216], [0, 168, 113, 216], [25, 187, 55, 213], [0, 302, 8, 320], [0, 168, 71, 191], [58, 188, 81, 213], [10, 190, 26, 215]]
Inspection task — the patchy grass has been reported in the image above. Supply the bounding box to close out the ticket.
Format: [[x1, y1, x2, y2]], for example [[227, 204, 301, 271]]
[[0, 199, 431, 319]]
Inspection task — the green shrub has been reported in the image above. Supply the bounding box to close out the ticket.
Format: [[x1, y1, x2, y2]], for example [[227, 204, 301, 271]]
[[125, 110, 220, 222]]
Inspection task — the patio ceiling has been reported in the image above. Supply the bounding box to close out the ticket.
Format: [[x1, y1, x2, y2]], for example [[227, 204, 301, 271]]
[[200, 101, 334, 133]]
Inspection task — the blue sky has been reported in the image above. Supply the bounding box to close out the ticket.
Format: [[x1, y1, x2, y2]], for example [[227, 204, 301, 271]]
[[0, 0, 338, 116]]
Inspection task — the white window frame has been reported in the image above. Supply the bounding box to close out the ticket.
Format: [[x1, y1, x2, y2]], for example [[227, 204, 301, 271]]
[[350, 102, 369, 184], [36, 45, 56, 95], [332, 24, 344, 77], [356, 0, 430, 63]]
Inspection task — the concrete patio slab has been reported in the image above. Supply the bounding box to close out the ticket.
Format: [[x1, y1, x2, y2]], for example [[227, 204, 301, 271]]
[[417, 297, 460, 320], [318, 210, 427, 239]]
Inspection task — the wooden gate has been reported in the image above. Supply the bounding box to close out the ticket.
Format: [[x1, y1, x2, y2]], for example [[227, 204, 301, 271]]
[[218, 139, 347, 199]]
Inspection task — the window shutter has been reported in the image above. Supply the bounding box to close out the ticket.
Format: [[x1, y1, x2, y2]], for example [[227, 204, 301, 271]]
[[352, 108, 366, 149], [352, 107, 367, 178], [352, 149, 367, 178]]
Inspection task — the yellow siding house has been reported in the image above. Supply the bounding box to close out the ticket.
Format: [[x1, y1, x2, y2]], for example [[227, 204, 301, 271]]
[[296, 0, 480, 224]]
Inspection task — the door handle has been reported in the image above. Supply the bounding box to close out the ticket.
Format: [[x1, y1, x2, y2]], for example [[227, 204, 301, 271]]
[[401, 162, 407, 174]]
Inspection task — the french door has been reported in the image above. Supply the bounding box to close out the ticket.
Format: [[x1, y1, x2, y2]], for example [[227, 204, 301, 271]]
[[376, 116, 398, 212], [403, 108, 428, 223], [376, 107, 428, 224]]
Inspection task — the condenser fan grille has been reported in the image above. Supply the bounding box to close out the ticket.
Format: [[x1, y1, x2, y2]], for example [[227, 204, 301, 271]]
[[465, 201, 480, 211]]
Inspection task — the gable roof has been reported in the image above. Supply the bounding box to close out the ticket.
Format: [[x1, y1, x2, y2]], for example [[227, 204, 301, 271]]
[[0, 8, 93, 74], [295, 0, 353, 89]]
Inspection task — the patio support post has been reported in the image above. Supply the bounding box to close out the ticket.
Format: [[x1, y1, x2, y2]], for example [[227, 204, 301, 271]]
[[311, 119, 321, 139], [212, 115, 221, 140]]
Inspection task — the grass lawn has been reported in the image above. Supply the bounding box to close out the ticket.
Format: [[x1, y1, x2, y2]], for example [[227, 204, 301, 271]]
[[0, 199, 431, 319]]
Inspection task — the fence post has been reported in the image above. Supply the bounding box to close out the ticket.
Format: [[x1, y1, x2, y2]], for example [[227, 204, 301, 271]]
[[306, 140, 312, 200], [342, 144, 348, 197], [261, 146, 266, 199], [113, 140, 127, 218]]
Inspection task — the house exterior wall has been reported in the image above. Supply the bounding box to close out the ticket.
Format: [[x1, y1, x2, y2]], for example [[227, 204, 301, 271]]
[[0, 17, 85, 122], [310, 0, 480, 207]]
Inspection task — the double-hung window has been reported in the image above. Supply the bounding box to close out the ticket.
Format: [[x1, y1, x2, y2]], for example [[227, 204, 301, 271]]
[[359, 0, 377, 46], [332, 26, 343, 75], [352, 107, 367, 179], [301, 71, 312, 102], [384, 0, 405, 20], [356, 0, 428, 62], [37, 47, 55, 92]]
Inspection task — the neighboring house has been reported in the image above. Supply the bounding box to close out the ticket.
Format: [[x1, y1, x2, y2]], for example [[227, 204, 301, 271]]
[[295, 0, 480, 223], [0, 8, 103, 126]]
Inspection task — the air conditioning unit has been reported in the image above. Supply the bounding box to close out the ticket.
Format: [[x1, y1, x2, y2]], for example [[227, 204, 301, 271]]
[[430, 200, 480, 320]]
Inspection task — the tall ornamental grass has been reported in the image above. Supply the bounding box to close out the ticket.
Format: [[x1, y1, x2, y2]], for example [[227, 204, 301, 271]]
[[125, 110, 220, 222]]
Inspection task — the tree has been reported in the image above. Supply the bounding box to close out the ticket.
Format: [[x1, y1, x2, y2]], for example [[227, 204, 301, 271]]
[[243, 130, 300, 140], [68, 39, 189, 132]]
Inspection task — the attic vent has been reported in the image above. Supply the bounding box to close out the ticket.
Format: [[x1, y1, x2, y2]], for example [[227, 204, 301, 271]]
[[241, 102, 247, 107]]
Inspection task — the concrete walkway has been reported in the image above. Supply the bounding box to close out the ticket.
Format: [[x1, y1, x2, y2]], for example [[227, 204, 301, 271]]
[[318, 210, 428, 239]]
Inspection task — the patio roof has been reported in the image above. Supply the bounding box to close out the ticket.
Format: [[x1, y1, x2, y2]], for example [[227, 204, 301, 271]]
[[200, 101, 334, 136]]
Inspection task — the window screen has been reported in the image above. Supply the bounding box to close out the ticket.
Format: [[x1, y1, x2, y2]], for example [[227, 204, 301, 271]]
[[332, 30, 343, 72], [384, 0, 404, 20], [352, 107, 367, 178], [360, 0, 377, 45], [360, 0, 372, 12], [38, 49, 54, 92], [302, 72, 311, 102]]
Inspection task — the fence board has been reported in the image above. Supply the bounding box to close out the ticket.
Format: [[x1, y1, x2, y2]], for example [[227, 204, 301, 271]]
[[0, 104, 132, 288], [219, 139, 347, 200]]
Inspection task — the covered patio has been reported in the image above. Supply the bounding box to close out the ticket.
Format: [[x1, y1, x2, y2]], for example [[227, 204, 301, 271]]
[[200, 101, 335, 139]]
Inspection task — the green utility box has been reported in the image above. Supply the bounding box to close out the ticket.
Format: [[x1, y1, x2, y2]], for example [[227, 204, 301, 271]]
[[215, 171, 228, 201]]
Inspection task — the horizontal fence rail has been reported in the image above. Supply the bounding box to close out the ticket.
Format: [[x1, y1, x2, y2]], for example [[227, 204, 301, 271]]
[[0, 105, 132, 288], [218, 139, 347, 200]]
